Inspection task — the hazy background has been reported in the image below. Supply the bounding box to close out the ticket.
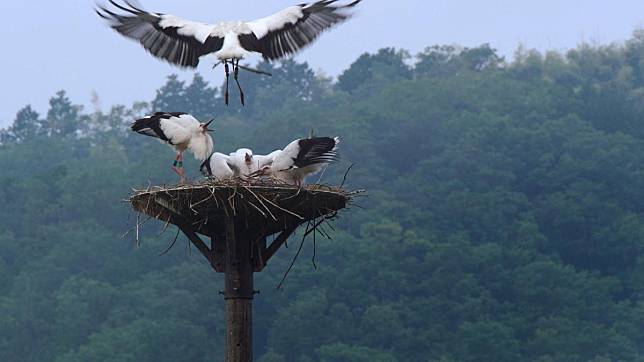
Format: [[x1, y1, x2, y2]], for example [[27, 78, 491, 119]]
[[5, 1, 644, 360], [2, 0, 644, 127]]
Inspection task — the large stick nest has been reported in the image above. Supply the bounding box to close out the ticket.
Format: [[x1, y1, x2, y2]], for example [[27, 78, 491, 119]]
[[129, 178, 358, 238]]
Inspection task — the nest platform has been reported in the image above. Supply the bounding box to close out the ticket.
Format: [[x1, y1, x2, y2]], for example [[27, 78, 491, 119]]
[[129, 179, 355, 273], [128, 178, 358, 362], [130, 179, 349, 238]]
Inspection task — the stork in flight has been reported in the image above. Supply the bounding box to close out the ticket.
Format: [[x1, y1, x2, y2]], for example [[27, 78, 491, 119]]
[[96, 0, 363, 105], [131, 112, 214, 183]]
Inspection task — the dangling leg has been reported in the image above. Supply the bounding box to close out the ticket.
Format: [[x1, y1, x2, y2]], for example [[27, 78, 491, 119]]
[[224, 60, 230, 106], [233, 59, 245, 106]]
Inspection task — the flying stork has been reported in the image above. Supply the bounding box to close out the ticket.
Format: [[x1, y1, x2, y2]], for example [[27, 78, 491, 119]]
[[131, 112, 214, 183], [249, 137, 340, 186], [96, 0, 363, 105]]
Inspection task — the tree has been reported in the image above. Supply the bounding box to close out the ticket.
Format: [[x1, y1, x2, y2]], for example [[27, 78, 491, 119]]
[[416, 44, 503, 78], [337, 48, 412, 94], [152, 74, 189, 112], [184, 73, 218, 119], [45, 90, 81, 137]]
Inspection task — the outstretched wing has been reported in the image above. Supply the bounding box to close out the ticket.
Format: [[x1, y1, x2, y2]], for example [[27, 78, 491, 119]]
[[292, 137, 340, 168], [244, 0, 361, 60], [96, 0, 224, 67]]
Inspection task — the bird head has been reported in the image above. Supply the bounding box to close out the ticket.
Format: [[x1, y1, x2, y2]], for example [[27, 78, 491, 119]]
[[200, 119, 215, 134], [244, 152, 252, 164]]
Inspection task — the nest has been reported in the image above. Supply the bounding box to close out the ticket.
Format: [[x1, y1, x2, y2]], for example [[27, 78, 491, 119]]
[[129, 178, 358, 238]]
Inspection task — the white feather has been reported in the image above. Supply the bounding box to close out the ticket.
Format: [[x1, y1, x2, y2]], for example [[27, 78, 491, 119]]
[[157, 114, 213, 161], [229, 148, 255, 177], [252, 150, 282, 172], [159, 15, 214, 43], [188, 132, 214, 160], [205, 152, 235, 179], [246, 6, 304, 39], [216, 33, 250, 60], [271, 139, 301, 171]]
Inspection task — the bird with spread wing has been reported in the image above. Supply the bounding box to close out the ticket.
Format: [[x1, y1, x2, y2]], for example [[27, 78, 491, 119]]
[[96, 0, 362, 105]]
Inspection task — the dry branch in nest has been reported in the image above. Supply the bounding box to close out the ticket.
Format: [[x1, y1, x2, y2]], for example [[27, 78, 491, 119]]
[[127, 176, 365, 286], [129, 177, 360, 236]]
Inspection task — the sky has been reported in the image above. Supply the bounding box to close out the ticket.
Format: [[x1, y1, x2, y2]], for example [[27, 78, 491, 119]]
[[2, 0, 644, 127]]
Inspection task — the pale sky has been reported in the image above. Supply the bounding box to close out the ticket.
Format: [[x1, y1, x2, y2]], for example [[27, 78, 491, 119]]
[[2, 0, 644, 127]]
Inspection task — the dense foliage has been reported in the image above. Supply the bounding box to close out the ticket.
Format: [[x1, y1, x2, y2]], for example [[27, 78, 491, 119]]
[[3, 32, 644, 361]]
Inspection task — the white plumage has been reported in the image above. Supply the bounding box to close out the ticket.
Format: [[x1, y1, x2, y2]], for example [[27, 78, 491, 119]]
[[201, 148, 277, 180], [97, 0, 362, 65], [229, 148, 256, 177], [251, 137, 340, 186], [96, 0, 363, 104], [200, 152, 234, 180], [131, 112, 214, 182]]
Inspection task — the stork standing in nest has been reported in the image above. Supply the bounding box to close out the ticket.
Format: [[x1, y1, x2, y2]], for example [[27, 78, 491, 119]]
[[131, 112, 214, 183], [96, 0, 363, 105], [250, 137, 340, 187]]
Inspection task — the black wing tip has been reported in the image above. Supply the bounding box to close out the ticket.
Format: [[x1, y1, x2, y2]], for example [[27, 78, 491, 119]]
[[95, 8, 109, 19], [199, 156, 213, 176], [95, 0, 148, 22], [297, 136, 341, 165]]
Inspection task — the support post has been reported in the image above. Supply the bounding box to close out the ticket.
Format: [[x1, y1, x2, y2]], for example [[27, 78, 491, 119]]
[[223, 216, 253, 362]]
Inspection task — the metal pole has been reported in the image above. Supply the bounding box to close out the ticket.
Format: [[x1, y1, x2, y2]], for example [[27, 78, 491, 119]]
[[223, 217, 253, 362]]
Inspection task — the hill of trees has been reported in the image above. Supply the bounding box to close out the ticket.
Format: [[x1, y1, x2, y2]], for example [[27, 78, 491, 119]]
[[3, 32, 644, 361]]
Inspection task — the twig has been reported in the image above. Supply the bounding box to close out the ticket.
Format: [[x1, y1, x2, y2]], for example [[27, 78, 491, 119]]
[[340, 163, 354, 189], [135, 213, 140, 246], [227, 188, 238, 215], [260, 194, 305, 220], [246, 200, 268, 218], [159, 227, 181, 256], [312, 218, 318, 270], [316, 224, 333, 240], [312, 164, 329, 190], [277, 221, 311, 290], [243, 185, 277, 221], [323, 217, 336, 232], [156, 217, 171, 237]]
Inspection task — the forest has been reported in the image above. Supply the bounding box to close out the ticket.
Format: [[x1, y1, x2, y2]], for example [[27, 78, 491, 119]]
[[2, 31, 644, 361]]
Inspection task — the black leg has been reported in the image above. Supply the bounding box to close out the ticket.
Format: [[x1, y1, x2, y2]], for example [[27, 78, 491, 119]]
[[224, 60, 230, 106], [233, 59, 245, 106]]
